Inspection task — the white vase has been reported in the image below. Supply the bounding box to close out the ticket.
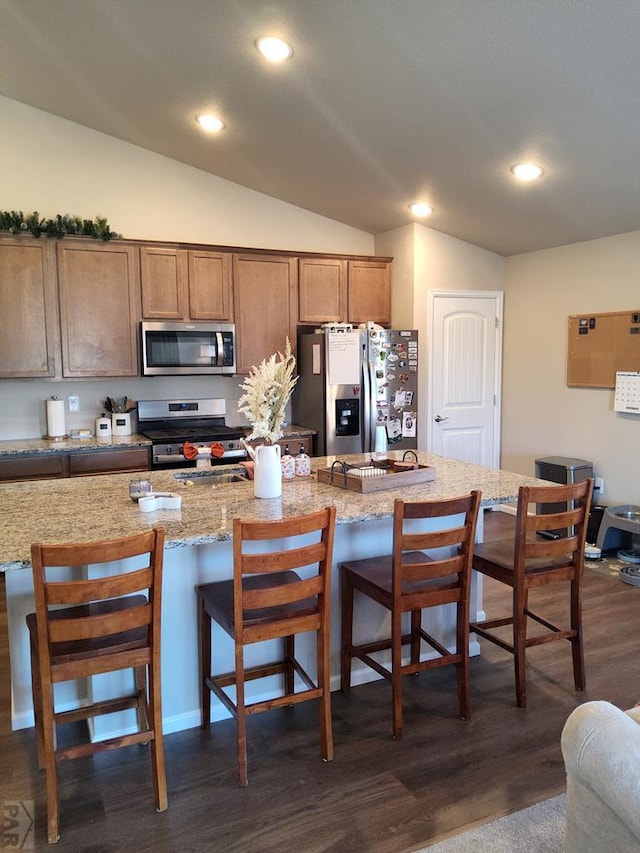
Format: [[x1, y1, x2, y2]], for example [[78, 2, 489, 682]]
[[254, 444, 282, 498]]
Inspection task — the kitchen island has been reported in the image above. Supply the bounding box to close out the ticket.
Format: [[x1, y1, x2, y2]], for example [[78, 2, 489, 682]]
[[0, 451, 547, 736]]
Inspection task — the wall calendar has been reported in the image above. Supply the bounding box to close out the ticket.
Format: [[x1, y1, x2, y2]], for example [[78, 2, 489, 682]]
[[613, 371, 640, 414]]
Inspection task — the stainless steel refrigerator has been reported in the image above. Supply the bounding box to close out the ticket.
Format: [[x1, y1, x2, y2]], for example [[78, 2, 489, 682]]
[[293, 326, 419, 457]]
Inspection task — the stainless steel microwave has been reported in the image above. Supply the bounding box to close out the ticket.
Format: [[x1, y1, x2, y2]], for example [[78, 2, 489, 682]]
[[141, 321, 236, 376]]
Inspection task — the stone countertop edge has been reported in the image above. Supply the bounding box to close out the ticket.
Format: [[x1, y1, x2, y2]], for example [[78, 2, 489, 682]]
[[0, 434, 152, 455], [0, 450, 550, 572], [0, 426, 315, 456]]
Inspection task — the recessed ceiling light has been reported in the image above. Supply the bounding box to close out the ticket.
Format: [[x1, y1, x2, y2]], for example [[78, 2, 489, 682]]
[[196, 114, 225, 133], [255, 36, 293, 62], [409, 202, 434, 218], [511, 163, 543, 181]]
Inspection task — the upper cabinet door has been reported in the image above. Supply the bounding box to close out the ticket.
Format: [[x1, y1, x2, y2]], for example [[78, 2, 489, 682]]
[[233, 254, 298, 374], [347, 260, 391, 326], [140, 246, 188, 319], [0, 237, 60, 378], [298, 257, 347, 324], [188, 250, 233, 321], [57, 241, 141, 377]]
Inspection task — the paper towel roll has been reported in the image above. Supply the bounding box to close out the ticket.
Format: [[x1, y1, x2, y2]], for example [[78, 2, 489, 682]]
[[374, 425, 387, 453], [46, 398, 67, 440]]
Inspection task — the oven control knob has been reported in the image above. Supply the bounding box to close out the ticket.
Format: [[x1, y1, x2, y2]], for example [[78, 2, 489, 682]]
[[166, 446, 173, 454]]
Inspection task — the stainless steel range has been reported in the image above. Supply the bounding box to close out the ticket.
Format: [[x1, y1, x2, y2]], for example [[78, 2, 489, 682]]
[[137, 398, 247, 470]]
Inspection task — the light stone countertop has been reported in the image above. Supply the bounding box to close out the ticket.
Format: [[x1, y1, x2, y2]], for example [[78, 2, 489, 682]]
[[0, 434, 152, 455], [0, 451, 549, 572], [0, 426, 314, 457]]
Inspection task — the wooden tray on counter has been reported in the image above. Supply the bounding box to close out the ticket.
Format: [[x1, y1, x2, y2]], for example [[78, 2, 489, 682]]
[[316, 461, 436, 493]]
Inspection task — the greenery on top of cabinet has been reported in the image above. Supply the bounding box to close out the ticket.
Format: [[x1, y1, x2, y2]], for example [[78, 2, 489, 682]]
[[0, 210, 120, 240]]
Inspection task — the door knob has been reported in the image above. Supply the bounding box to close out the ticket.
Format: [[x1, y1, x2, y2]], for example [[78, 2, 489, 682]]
[[434, 414, 449, 423]]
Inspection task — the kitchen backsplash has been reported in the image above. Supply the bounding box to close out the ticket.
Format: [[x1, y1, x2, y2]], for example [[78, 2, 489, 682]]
[[0, 376, 256, 440]]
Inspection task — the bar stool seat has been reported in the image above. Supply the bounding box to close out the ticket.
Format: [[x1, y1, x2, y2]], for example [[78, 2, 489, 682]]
[[340, 492, 481, 740], [197, 507, 336, 787], [27, 528, 167, 844], [470, 479, 594, 708]]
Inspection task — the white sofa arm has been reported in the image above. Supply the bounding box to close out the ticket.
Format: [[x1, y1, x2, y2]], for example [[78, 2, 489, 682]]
[[562, 701, 640, 845]]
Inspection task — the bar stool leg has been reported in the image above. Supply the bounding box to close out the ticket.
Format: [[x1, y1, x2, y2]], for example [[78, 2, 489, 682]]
[[200, 600, 212, 729], [340, 572, 354, 693], [318, 625, 334, 762], [391, 609, 403, 740], [513, 587, 527, 708], [570, 578, 586, 691], [456, 597, 470, 720], [235, 645, 248, 787], [410, 610, 421, 666], [284, 635, 295, 697]]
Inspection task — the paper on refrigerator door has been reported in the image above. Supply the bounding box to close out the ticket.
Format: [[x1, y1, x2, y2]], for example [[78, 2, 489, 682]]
[[327, 331, 360, 385], [402, 411, 417, 437]]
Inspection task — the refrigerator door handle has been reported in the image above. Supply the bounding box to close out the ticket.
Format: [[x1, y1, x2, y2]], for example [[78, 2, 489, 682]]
[[365, 359, 378, 453], [362, 354, 371, 453], [368, 360, 378, 452]]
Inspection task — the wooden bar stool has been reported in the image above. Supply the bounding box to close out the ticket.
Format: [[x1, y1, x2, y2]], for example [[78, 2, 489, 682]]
[[197, 506, 336, 786], [470, 479, 594, 707], [340, 492, 481, 740], [27, 528, 167, 844]]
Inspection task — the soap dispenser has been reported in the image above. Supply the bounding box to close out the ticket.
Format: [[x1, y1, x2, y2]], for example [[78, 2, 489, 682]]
[[294, 444, 311, 477], [281, 444, 296, 479]]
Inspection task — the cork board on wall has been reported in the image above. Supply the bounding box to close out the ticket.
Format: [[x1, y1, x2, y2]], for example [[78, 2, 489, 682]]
[[567, 310, 640, 387]]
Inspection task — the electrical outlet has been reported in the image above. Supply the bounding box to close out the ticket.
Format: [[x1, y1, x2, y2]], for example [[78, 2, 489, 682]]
[[68, 395, 80, 412], [595, 477, 604, 497]]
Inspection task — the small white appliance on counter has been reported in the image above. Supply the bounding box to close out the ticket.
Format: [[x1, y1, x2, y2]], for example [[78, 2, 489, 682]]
[[292, 326, 419, 456]]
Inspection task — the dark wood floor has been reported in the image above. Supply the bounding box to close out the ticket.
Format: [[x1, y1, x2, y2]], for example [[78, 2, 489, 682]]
[[2, 509, 639, 852]]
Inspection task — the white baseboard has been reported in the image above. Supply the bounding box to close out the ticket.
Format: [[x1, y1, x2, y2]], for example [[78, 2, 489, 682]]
[[496, 503, 518, 515]]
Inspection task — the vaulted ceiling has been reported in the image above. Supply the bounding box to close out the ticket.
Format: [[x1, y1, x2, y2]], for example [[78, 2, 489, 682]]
[[1, 0, 639, 255]]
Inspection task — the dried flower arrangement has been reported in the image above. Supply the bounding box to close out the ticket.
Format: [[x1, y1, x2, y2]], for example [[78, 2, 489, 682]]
[[237, 338, 298, 445]]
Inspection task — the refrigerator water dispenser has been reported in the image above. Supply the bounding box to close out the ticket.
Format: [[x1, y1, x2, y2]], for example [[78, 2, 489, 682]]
[[335, 399, 360, 436]]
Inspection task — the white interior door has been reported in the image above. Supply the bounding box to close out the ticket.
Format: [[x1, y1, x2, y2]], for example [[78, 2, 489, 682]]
[[427, 291, 503, 467]]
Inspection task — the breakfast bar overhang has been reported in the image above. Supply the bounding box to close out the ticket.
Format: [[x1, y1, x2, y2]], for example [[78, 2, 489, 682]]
[[0, 452, 549, 737]]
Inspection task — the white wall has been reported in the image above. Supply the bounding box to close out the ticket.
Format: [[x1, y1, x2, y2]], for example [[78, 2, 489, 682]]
[[0, 96, 375, 439], [0, 96, 374, 254], [375, 224, 416, 328], [376, 224, 506, 450], [502, 231, 640, 504]]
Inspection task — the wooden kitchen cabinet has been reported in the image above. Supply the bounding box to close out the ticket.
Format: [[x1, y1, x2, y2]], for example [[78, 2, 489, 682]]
[[140, 245, 188, 319], [277, 436, 313, 456], [57, 240, 140, 377], [347, 259, 391, 326], [188, 249, 233, 320], [0, 453, 67, 482], [140, 245, 233, 321], [248, 435, 314, 457], [233, 254, 298, 373], [0, 445, 150, 482], [68, 446, 150, 476], [298, 256, 391, 327], [0, 236, 60, 378], [298, 257, 347, 325]]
